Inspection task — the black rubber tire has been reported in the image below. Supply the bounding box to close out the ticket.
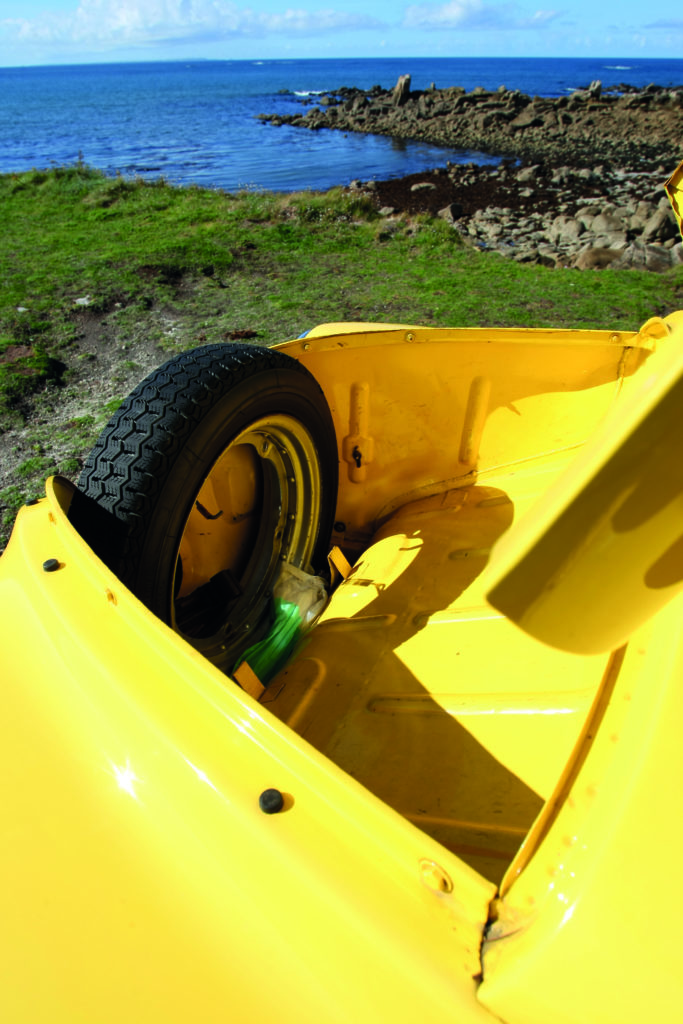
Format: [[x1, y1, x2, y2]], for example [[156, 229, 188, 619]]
[[69, 343, 338, 671]]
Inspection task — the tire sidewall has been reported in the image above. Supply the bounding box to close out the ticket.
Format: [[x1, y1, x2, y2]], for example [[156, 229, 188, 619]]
[[132, 365, 337, 618]]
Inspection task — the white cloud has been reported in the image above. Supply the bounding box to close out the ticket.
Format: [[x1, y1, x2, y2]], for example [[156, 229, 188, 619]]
[[1, 1, 384, 49], [403, 0, 482, 29], [402, 0, 561, 31]]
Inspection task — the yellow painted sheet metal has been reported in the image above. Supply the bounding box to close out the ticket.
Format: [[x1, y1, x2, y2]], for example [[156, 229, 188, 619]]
[[281, 325, 645, 550], [483, 314, 683, 654], [478, 590, 683, 1023], [0, 479, 496, 1023]]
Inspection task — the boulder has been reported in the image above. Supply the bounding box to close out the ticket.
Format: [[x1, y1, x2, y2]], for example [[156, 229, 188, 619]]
[[612, 241, 672, 272], [592, 231, 628, 250], [510, 109, 544, 130], [547, 215, 585, 244], [576, 205, 601, 229], [573, 247, 621, 270], [392, 74, 412, 108], [438, 202, 464, 222], [640, 208, 678, 243], [590, 212, 625, 235]]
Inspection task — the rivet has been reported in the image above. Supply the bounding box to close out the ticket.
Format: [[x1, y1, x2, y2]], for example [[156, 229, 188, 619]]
[[406, 332, 415, 342], [334, 521, 346, 533], [303, 342, 311, 351], [259, 788, 285, 814], [42, 558, 60, 573]]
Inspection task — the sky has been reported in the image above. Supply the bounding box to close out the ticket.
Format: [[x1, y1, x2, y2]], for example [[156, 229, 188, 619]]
[[0, 0, 681, 67]]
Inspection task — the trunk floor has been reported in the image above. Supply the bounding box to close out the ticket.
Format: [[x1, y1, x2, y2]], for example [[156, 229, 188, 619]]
[[264, 471, 609, 883]]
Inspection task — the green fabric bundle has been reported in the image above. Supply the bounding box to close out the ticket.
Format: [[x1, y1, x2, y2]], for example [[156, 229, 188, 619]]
[[233, 563, 327, 686], [235, 598, 303, 685]]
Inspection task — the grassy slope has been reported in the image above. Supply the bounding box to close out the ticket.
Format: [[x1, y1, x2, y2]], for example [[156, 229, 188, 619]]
[[2, 163, 682, 544]]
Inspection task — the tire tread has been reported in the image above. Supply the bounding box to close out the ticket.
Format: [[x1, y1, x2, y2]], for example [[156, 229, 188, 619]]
[[74, 343, 332, 589]]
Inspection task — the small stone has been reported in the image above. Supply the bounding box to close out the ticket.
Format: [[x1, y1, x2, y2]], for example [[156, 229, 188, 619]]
[[516, 165, 539, 183], [410, 182, 437, 192]]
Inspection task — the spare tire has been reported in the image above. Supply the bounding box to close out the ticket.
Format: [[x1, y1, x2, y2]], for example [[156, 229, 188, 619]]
[[69, 343, 338, 673]]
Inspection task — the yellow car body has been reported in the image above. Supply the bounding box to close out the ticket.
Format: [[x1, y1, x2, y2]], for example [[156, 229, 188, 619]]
[[2, 166, 683, 1022]]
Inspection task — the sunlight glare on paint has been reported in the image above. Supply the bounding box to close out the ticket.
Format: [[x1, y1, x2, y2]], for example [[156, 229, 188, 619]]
[[184, 758, 219, 792], [110, 758, 141, 800]]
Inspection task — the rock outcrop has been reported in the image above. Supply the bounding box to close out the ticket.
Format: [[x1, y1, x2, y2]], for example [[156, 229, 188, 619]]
[[261, 77, 683, 171]]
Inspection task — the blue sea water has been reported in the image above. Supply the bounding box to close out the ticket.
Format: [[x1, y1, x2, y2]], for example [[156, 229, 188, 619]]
[[1, 57, 681, 192]]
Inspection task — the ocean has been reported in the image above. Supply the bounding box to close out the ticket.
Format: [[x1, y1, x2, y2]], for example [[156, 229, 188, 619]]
[[1, 57, 681, 193]]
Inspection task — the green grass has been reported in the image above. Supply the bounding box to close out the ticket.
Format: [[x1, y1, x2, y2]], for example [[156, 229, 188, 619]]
[[3, 164, 679, 341], [1, 161, 682, 546]]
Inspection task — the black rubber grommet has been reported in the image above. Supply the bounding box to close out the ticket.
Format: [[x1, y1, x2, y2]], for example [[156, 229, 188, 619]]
[[42, 558, 60, 573], [259, 788, 285, 814]]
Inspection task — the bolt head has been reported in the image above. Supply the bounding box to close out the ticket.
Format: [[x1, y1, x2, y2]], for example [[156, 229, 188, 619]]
[[259, 788, 285, 814]]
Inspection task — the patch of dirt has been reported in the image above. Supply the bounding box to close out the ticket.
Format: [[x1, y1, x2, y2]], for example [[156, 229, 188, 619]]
[[361, 162, 611, 220]]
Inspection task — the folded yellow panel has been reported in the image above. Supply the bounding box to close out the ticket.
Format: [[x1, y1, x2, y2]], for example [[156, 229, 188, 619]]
[[484, 315, 683, 654]]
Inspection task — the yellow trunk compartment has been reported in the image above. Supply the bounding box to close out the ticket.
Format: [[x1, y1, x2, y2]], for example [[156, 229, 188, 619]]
[[265, 320, 655, 883]]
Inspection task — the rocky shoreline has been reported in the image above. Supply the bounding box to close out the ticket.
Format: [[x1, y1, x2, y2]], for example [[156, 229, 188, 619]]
[[261, 76, 683, 271], [358, 160, 681, 271]]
